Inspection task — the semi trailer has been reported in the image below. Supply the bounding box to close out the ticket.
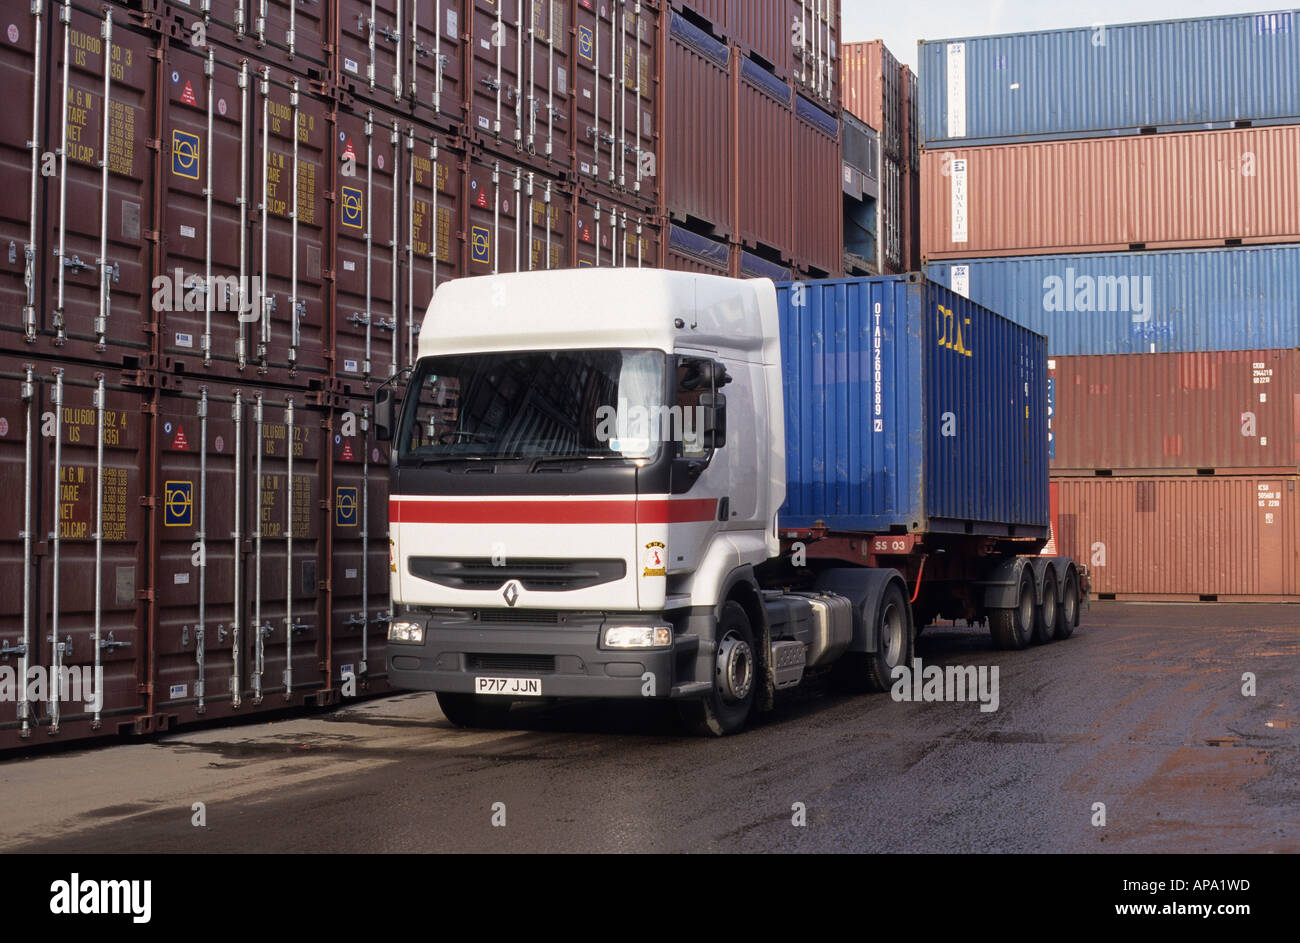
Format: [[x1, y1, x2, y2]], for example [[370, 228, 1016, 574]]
[[378, 269, 1084, 735]]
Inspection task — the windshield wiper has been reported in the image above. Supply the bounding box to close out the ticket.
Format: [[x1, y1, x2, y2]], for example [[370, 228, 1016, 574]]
[[528, 455, 619, 472]]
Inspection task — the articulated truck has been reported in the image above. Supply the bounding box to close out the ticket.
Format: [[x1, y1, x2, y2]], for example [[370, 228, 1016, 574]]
[[378, 270, 1084, 735]]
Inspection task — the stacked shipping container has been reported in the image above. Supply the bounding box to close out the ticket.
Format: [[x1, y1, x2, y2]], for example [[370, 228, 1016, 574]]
[[0, 0, 842, 752], [661, 2, 844, 276], [919, 11, 1300, 599], [839, 39, 919, 274]]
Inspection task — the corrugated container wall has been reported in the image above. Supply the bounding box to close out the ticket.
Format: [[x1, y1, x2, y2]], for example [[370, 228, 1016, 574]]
[[920, 11, 1300, 148], [661, 13, 733, 236], [1054, 476, 1300, 599], [926, 245, 1300, 355], [921, 126, 1300, 261], [737, 59, 794, 257], [1049, 350, 1300, 474], [790, 96, 842, 275], [776, 276, 1049, 536]]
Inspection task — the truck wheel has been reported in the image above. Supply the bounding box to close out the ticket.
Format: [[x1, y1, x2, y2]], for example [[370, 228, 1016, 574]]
[[1032, 569, 1059, 644], [832, 582, 913, 694], [678, 601, 756, 737], [436, 691, 514, 729], [990, 570, 1035, 650], [1055, 569, 1080, 640]]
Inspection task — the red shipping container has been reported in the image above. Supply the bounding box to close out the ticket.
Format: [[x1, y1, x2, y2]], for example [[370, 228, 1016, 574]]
[[661, 10, 733, 237], [466, 0, 573, 173], [404, 134, 464, 368], [0, 357, 153, 748], [572, 189, 660, 268], [157, 43, 333, 385], [1049, 349, 1300, 475], [841, 40, 900, 160], [164, 0, 334, 77], [335, 0, 466, 131], [37, 6, 159, 366], [728, 0, 789, 78], [791, 94, 842, 276], [787, 0, 838, 108], [922, 125, 1300, 260], [572, 0, 660, 209], [1054, 475, 1300, 599], [736, 58, 793, 257], [463, 151, 571, 277]]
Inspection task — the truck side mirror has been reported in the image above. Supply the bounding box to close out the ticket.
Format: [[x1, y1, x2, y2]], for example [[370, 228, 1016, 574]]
[[700, 392, 726, 449], [374, 387, 398, 442]]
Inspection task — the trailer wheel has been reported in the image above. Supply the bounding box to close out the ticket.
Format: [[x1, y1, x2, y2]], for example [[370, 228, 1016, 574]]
[[990, 570, 1035, 650], [832, 582, 913, 693], [678, 601, 756, 737], [1056, 569, 1080, 640], [436, 692, 514, 729], [1032, 569, 1059, 644]]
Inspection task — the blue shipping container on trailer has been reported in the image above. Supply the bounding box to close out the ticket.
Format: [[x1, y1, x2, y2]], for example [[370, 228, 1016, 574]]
[[775, 275, 1049, 537], [925, 245, 1300, 355], [919, 11, 1300, 148]]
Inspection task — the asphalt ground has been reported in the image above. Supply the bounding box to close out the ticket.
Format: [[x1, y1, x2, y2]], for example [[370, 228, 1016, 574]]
[[1, 602, 1296, 854]]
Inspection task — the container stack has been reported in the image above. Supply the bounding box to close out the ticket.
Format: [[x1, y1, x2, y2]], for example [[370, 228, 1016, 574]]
[[840, 39, 920, 274], [0, 0, 843, 750], [918, 12, 1300, 600], [660, 1, 844, 279]]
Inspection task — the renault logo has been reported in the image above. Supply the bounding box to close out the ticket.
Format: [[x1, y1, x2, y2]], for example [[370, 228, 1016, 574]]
[[502, 581, 521, 607]]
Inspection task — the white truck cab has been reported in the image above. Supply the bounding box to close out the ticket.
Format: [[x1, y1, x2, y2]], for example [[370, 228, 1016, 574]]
[[379, 269, 798, 734]]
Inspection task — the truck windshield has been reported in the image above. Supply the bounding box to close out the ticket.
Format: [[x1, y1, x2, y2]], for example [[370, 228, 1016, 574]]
[[397, 349, 666, 462]]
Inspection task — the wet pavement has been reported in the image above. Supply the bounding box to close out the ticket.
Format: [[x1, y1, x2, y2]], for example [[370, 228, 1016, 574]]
[[1, 602, 1296, 853]]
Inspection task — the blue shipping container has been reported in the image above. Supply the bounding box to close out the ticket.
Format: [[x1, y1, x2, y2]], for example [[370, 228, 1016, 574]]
[[776, 276, 1048, 536], [925, 246, 1300, 356], [920, 11, 1300, 148]]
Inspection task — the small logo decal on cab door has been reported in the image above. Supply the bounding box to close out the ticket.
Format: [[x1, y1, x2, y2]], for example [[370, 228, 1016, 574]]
[[642, 541, 666, 577]]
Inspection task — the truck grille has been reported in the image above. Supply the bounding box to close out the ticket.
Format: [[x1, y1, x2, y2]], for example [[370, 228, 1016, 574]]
[[466, 654, 556, 673], [410, 557, 626, 591], [476, 609, 562, 624]]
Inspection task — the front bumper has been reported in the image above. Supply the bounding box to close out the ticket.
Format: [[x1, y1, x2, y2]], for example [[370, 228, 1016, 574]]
[[387, 610, 705, 699]]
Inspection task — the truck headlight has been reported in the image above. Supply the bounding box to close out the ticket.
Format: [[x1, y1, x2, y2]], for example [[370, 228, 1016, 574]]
[[603, 624, 672, 649], [389, 620, 425, 643]]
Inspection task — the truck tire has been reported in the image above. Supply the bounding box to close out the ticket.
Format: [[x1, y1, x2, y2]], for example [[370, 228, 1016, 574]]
[[990, 570, 1035, 650], [436, 691, 514, 729], [1056, 568, 1080, 640], [678, 600, 756, 737], [1032, 568, 1059, 644], [832, 582, 913, 694]]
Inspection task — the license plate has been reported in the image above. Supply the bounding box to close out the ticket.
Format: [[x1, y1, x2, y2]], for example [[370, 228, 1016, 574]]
[[474, 676, 542, 697]]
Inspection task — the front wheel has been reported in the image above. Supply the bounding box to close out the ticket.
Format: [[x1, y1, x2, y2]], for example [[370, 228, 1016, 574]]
[[678, 600, 756, 737]]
